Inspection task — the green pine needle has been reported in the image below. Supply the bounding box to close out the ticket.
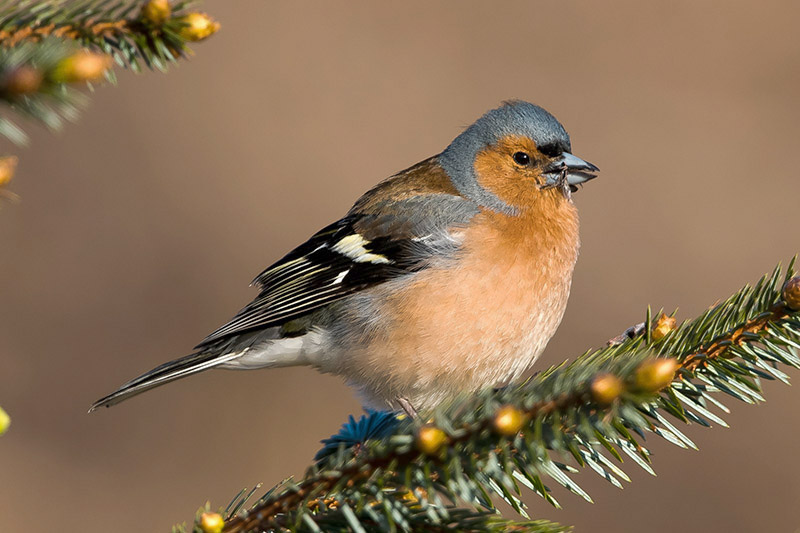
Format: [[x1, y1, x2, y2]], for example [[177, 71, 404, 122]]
[[220, 259, 800, 533]]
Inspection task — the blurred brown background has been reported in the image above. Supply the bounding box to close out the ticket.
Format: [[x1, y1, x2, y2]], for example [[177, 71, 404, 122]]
[[1, 1, 799, 531]]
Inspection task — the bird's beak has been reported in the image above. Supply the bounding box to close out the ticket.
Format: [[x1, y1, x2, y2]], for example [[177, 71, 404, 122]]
[[543, 152, 599, 192]]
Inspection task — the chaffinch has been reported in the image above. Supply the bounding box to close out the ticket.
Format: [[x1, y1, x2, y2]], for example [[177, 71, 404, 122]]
[[90, 100, 598, 416]]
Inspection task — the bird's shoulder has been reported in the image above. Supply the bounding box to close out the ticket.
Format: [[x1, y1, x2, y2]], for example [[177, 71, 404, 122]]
[[349, 156, 462, 214]]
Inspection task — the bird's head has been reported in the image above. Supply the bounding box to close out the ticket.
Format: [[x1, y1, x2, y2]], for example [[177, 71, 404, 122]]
[[439, 100, 598, 214]]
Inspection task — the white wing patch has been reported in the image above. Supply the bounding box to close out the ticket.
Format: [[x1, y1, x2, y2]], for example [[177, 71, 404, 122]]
[[332, 269, 350, 285], [331, 234, 391, 264]]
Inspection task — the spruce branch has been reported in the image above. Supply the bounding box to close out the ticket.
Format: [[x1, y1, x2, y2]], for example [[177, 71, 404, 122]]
[[201, 482, 568, 533], [0, 37, 96, 145], [215, 259, 800, 533], [0, 1, 219, 67], [0, 1, 219, 145]]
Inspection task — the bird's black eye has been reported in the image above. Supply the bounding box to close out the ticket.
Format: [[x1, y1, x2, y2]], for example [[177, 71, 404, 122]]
[[512, 152, 531, 166]]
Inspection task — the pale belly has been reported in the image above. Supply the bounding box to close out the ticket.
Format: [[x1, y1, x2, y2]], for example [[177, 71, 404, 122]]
[[330, 248, 576, 412]]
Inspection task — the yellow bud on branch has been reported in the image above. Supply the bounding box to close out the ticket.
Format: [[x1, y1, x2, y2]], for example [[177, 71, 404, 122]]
[[634, 358, 679, 393], [416, 424, 448, 455], [651, 314, 677, 341], [142, 0, 171, 25], [50, 51, 112, 83], [783, 277, 800, 311], [590, 373, 624, 405], [199, 512, 224, 533], [0, 156, 18, 187], [492, 405, 527, 436], [0, 406, 10, 435], [176, 12, 220, 41]]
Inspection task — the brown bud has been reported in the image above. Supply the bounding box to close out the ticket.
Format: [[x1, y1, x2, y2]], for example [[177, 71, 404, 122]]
[[492, 405, 527, 436], [634, 358, 679, 392], [50, 51, 112, 83], [0, 156, 18, 188], [651, 314, 677, 341], [590, 373, 624, 405], [176, 12, 220, 41], [0, 405, 10, 435], [783, 277, 800, 311], [416, 424, 448, 455], [3, 66, 43, 96], [141, 0, 171, 25], [199, 512, 224, 533]]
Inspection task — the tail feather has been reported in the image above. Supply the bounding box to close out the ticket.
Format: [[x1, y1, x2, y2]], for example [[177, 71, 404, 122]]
[[88, 350, 242, 412]]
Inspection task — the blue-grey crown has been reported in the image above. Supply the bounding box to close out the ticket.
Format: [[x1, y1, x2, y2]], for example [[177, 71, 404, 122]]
[[439, 101, 571, 213]]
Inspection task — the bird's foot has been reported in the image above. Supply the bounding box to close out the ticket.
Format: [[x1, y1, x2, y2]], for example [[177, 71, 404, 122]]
[[396, 397, 419, 419]]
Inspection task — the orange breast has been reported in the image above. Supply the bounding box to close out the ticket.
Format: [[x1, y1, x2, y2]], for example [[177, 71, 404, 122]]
[[342, 191, 580, 411]]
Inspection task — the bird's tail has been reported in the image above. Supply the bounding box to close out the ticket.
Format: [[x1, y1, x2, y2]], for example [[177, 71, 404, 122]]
[[88, 350, 243, 412]]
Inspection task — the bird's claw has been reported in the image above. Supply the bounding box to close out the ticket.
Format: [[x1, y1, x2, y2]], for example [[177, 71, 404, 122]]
[[396, 397, 419, 419]]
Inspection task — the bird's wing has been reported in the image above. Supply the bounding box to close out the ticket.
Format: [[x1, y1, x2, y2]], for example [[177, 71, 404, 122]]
[[196, 192, 477, 348]]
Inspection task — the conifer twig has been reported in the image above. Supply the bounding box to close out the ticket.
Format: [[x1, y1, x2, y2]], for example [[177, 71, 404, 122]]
[[217, 260, 800, 533], [0, 1, 219, 145], [0, 18, 130, 46]]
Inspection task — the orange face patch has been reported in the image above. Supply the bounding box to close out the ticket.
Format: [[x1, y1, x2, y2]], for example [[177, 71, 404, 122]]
[[472, 135, 560, 210]]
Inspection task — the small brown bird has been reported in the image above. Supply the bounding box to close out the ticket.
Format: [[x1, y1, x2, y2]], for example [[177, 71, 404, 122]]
[[91, 100, 598, 416]]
